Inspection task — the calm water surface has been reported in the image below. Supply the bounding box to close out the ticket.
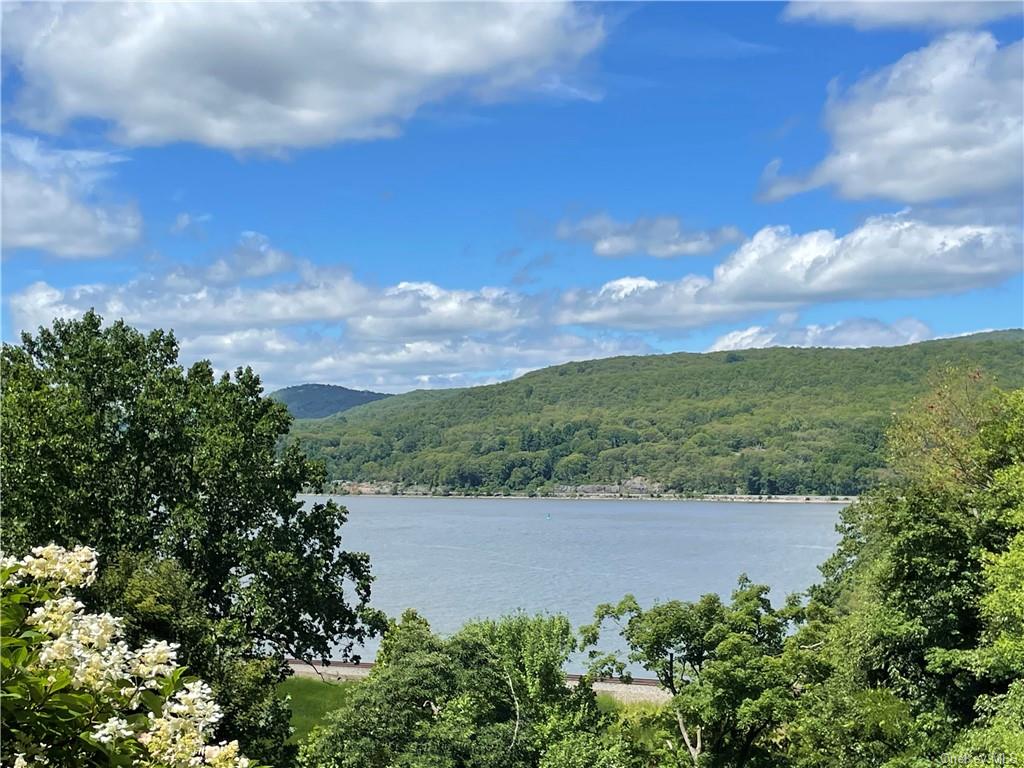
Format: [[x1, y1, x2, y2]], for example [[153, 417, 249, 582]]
[[302, 495, 844, 666]]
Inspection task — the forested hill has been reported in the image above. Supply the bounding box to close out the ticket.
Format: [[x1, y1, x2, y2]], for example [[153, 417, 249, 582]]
[[270, 383, 390, 418], [289, 331, 1024, 496]]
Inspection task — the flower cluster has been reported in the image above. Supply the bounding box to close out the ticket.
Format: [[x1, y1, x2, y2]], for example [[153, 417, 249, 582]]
[[1, 545, 255, 768], [16, 543, 98, 587]]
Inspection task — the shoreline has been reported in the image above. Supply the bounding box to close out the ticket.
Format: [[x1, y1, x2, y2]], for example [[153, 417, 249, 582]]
[[287, 660, 671, 704], [313, 487, 855, 505]]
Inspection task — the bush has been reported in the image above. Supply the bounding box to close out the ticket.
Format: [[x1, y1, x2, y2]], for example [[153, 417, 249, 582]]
[[0, 544, 259, 768]]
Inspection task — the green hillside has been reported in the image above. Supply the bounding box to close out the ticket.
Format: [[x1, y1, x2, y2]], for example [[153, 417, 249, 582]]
[[270, 383, 390, 419], [290, 331, 1024, 496]]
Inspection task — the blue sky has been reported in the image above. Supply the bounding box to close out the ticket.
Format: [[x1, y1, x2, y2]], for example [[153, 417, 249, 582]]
[[2, 1, 1022, 391]]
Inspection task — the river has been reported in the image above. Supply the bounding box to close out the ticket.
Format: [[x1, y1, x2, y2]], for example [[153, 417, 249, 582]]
[[302, 495, 845, 668]]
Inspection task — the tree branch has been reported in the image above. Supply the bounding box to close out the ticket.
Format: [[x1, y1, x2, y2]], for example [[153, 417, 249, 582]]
[[675, 711, 702, 767], [504, 667, 520, 754]]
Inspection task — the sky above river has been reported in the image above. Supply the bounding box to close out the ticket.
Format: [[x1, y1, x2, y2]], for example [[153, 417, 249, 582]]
[[2, 2, 1022, 391]]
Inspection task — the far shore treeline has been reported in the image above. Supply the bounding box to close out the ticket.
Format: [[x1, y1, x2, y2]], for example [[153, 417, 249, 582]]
[[289, 330, 1024, 497], [2, 312, 1023, 767]]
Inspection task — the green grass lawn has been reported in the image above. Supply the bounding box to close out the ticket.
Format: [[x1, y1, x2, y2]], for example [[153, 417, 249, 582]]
[[278, 676, 356, 743]]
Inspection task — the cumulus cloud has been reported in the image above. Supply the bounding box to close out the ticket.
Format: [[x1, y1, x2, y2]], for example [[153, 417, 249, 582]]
[[247, 332, 651, 392], [783, 1, 1023, 29], [559, 214, 1021, 329], [557, 213, 742, 258], [761, 32, 1023, 204], [347, 282, 531, 340], [708, 314, 932, 352], [9, 268, 362, 337], [7, 245, 532, 343], [3, 2, 603, 152], [5, 256, 576, 390], [1, 135, 141, 258], [16, 286, 647, 392], [11, 215, 1019, 340], [8, 213, 1019, 388]]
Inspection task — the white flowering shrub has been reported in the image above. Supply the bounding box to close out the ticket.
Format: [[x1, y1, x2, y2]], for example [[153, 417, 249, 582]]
[[0, 545, 261, 768]]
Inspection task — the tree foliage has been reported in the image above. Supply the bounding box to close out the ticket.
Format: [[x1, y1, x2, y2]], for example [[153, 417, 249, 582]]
[[582, 579, 799, 767], [299, 612, 628, 768], [0, 312, 384, 765], [781, 381, 1024, 767], [4, 312, 1021, 767], [269, 384, 390, 420], [577, 376, 1024, 767]]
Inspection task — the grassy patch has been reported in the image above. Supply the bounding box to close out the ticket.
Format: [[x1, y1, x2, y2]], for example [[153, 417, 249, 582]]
[[278, 676, 356, 743], [596, 692, 666, 715]]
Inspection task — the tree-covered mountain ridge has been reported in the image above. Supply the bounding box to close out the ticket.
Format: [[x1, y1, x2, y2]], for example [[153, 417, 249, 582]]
[[289, 330, 1024, 496], [270, 382, 390, 418]]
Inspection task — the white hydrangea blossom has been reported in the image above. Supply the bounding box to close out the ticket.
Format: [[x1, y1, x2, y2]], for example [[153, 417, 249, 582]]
[[2, 545, 254, 768], [204, 742, 252, 768], [133, 638, 178, 679], [19, 544, 98, 588], [93, 716, 132, 744], [165, 680, 223, 730], [26, 595, 82, 636]]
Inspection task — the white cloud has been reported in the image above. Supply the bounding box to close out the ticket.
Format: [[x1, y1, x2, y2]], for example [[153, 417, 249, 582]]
[[174, 325, 651, 393], [347, 282, 531, 340], [7, 213, 1019, 388], [710, 215, 1018, 301], [5, 265, 553, 391], [1, 135, 141, 258], [709, 314, 932, 352], [6, 245, 531, 343], [559, 214, 1021, 329], [170, 212, 212, 236], [557, 213, 742, 258], [762, 32, 1023, 204], [3, 2, 603, 152], [206, 231, 294, 283], [9, 269, 367, 337], [560, 273, 730, 329], [296, 332, 651, 392], [11, 215, 1019, 340], [783, 2, 1022, 29]]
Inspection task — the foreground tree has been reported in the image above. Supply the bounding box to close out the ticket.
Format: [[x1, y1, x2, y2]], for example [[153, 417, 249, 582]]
[[783, 379, 1024, 767], [0, 311, 384, 765], [579, 377, 1023, 767]]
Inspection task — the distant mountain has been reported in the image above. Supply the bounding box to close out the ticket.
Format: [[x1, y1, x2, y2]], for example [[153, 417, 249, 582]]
[[270, 383, 390, 419], [289, 331, 1024, 496]]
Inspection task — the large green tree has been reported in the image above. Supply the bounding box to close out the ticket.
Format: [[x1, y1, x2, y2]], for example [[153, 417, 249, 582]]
[[582, 578, 798, 767], [299, 611, 627, 768], [0, 311, 384, 764]]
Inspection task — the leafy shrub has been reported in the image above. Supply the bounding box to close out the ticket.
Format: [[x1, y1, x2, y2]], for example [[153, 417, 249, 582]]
[[0, 544, 260, 768]]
